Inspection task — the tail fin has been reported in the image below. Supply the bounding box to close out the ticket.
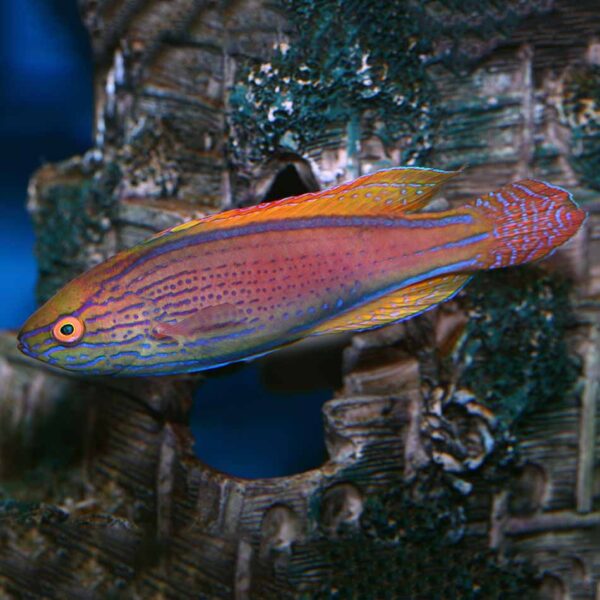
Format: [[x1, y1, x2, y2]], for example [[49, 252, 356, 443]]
[[470, 179, 586, 269]]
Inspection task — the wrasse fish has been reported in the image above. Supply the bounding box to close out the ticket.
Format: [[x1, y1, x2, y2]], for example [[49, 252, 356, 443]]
[[18, 167, 585, 376]]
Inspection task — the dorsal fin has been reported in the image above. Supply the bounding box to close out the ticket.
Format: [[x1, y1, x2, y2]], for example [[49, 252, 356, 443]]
[[309, 273, 471, 336], [147, 167, 458, 244]]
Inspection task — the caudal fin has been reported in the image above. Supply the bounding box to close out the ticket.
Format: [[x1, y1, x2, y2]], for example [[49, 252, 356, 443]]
[[470, 179, 586, 269]]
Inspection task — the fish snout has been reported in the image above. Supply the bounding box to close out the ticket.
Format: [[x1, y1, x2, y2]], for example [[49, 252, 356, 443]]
[[16, 336, 34, 358]]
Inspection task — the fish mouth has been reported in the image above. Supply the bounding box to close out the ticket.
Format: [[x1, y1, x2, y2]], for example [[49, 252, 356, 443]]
[[16, 326, 35, 351], [17, 330, 27, 353], [16, 332, 128, 375], [17, 340, 37, 359]]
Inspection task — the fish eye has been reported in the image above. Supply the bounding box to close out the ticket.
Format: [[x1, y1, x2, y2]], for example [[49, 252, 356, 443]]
[[52, 316, 85, 345]]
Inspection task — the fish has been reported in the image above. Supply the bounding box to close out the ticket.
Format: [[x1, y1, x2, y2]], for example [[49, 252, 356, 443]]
[[17, 167, 586, 376]]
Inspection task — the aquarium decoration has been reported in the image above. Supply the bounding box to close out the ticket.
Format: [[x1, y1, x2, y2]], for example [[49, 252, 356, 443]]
[[1, 0, 600, 598]]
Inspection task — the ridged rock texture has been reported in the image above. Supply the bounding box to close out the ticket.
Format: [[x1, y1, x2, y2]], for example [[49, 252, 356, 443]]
[[1, 1, 600, 598]]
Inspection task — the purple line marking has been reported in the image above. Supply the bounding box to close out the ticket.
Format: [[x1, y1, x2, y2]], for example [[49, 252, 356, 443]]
[[40, 334, 146, 359], [153, 286, 199, 304], [122, 358, 205, 373], [162, 298, 192, 311], [19, 323, 53, 341], [116, 302, 145, 314], [522, 241, 545, 263], [86, 319, 151, 338], [135, 269, 196, 295], [85, 310, 114, 324], [102, 214, 475, 286], [168, 308, 198, 318], [184, 326, 257, 348], [496, 193, 510, 208], [105, 349, 180, 363], [415, 232, 489, 256], [66, 355, 110, 369], [513, 182, 551, 202], [289, 258, 479, 338], [85, 290, 139, 311]]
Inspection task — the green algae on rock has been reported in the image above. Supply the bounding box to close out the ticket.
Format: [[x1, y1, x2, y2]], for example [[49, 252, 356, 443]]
[[29, 158, 120, 304], [455, 268, 580, 425], [229, 0, 553, 169], [295, 485, 536, 599], [561, 64, 600, 191]]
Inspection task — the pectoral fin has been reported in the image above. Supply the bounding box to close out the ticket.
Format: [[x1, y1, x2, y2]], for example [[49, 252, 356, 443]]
[[152, 303, 247, 340], [309, 274, 471, 336]]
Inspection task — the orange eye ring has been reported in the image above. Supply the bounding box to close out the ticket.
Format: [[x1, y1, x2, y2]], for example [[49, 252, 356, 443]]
[[52, 316, 85, 345]]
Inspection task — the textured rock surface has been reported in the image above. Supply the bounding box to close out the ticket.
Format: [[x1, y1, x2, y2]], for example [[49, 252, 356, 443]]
[[1, 1, 600, 598]]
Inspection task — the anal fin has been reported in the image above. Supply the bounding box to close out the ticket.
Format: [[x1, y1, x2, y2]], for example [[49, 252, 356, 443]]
[[309, 274, 471, 336]]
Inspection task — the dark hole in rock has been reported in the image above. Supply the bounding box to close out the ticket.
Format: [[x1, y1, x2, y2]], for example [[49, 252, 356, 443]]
[[507, 462, 548, 516], [538, 574, 566, 600], [260, 503, 301, 557], [262, 163, 312, 202], [320, 482, 363, 533], [570, 556, 587, 582], [189, 340, 342, 477]]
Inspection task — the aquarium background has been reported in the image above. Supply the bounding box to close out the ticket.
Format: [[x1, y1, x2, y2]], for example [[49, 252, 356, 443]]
[[0, 0, 328, 479]]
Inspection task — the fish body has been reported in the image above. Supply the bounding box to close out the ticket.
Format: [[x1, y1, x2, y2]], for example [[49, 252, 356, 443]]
[[18, 168, 585, 376]]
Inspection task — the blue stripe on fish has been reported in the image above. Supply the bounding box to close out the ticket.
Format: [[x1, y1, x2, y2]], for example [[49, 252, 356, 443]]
[[102, 213, 475, 288]]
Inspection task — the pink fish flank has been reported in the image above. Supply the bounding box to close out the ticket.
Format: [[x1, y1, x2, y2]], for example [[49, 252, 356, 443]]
[[17, 167, 586, 376]]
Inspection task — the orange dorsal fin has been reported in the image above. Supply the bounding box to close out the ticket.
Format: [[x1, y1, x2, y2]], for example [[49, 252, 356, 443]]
[[147, 167, 458, 244], [309, 274, 471, 336]]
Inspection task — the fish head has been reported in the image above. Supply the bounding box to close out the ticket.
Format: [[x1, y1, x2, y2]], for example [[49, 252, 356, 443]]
[[17, 258, 157, 375]]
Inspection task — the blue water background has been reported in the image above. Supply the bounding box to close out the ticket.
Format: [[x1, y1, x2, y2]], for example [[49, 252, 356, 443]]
[[0, 0, 92, 333], [0, 0, 329, 478]]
